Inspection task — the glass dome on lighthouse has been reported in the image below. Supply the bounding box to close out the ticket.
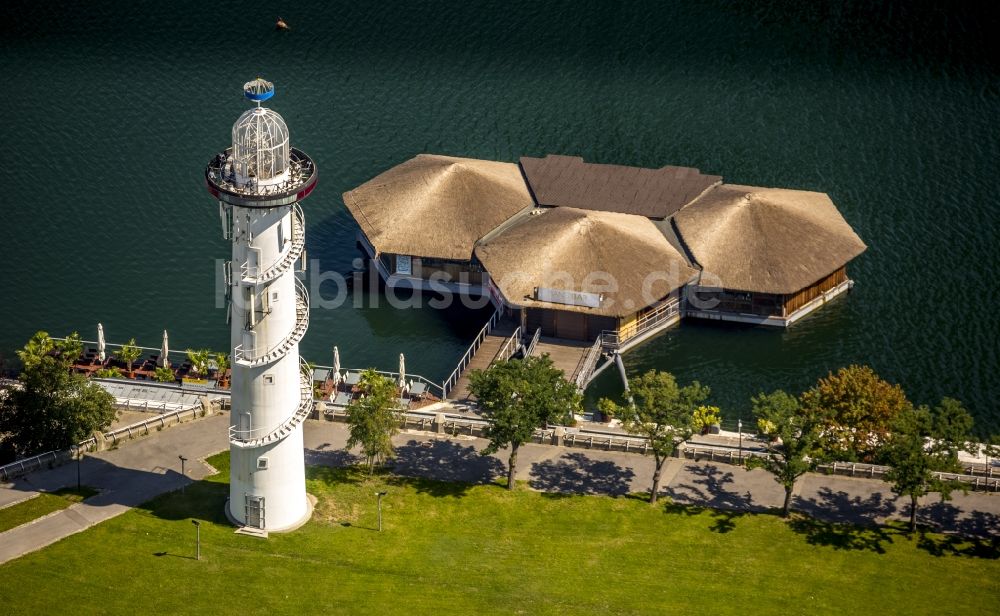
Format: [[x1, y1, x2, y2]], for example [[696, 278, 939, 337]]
[[205, 78, 317, 208], [231, 78, 290, 188]]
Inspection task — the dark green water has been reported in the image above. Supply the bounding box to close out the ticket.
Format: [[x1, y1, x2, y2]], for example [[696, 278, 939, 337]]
[[2, 1, 998, 433]]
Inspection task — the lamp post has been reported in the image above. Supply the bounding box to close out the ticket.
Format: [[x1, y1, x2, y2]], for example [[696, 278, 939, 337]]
[[737, 419, 743, 463], [375, 491, 387, 532], [76, 447, 82, 491], [191, 520, 201, 561], [179, 455, 188, 493]]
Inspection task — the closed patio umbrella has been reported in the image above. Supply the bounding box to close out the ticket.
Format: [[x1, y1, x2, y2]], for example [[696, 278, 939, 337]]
[[159, 330, 170, 368], [97, 323, 106, 363], [332, 346, 342, 386], [398, 353, 406, 390]]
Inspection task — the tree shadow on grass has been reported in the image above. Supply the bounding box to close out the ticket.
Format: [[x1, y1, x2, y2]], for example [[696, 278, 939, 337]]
[[660, 500, 750, 533], [785, 487, 901, 553], [913, 502, 1000, 559], [528, 452, 636, 496], [387, 439, 504, 498], [787, 515, 899, 554], [783, 490, 1000, 558], [662, 464, 765, 533], [917, 500, 1000, 537]]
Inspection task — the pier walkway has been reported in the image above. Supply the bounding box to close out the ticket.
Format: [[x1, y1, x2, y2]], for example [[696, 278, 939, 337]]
[[443, 310, 611, 401], [447, 321, 518, 401], [528, 337, 600, 387]]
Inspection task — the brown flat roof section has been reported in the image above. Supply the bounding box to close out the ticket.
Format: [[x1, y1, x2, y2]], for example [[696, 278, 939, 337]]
[[519, 155, 722, 219]]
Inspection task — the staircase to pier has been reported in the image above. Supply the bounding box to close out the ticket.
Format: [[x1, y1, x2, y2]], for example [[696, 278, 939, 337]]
[[446, 318, 518, 402]]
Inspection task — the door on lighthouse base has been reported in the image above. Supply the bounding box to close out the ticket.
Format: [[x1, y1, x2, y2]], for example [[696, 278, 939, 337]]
[[245, 495, 265, 529]]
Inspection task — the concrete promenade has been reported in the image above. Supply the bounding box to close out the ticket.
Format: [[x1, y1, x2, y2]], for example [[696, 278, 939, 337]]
[[3, 414, 998, 565], [0, 414, 228, 564]]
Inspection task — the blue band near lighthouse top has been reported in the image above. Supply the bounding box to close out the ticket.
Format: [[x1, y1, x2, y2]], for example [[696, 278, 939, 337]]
[[244, 78, 275, 102]]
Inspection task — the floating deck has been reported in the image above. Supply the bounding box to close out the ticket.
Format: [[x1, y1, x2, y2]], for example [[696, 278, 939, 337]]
[[528, 337, 593, 382]]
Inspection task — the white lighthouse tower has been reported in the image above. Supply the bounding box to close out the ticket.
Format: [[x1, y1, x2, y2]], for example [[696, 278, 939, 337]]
[[205, 78, 317, 531]]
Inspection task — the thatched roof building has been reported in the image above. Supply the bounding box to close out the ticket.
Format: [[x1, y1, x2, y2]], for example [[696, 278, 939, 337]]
[[342, 154, 534, 261], [475, 207, 698, 317], [674, 184, 867, 295], [342, 152, 866, 338]]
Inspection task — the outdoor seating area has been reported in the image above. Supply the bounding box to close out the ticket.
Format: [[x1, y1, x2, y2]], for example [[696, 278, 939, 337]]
[[69, 336, 231, 390], [311, 367, 440, 419]]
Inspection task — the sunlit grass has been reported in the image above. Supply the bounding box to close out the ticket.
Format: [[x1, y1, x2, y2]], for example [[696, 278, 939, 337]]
[[0, 486, 98, 533], [0, 452, 997, 615]]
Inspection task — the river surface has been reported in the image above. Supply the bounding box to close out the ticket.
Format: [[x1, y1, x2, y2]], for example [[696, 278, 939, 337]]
[[2, 1, 998, 433]]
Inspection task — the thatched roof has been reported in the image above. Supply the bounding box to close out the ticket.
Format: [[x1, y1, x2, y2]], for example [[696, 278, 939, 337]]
[[476, 207, 699, 317], [342, 154, 534, 261], [673, 184, 867, 294], [520, 155, 721, 219]]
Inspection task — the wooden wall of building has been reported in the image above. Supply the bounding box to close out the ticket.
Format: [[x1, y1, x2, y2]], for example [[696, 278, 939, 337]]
[[525, 308, 617, 342], [782, 267, 847, 315]]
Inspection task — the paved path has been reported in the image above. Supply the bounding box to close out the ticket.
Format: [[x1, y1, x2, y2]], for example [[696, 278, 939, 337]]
[[0, 414, 228, 564], [3, 413, 998, 565]]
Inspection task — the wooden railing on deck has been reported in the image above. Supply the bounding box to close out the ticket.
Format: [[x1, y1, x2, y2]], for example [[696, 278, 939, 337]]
[[442, 307, 503, 397], [495, 326, 522, 363], [602, 298, 679, 351]]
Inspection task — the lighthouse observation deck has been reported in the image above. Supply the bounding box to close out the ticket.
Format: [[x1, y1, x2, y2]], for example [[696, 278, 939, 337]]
[[206, 146, 316, 208]]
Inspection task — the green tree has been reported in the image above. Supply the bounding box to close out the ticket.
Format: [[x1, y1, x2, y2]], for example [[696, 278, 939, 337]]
[[883, 398, 972, 533], [747, 390, 823, 517], [17, 331, 82, 370], [599, 370, 709, 504], [185, 348, 211, 377], [153, 366, 176, 383], [801, 365, 912, 462], [213, 353, 230, 386], [981, 435, 1000, 480], [116, 338, 142, 378], [471, 355, 580, 491], [0, 333, 116, 459], [692, 405, 721, 434], [345, 370, 402, 475]]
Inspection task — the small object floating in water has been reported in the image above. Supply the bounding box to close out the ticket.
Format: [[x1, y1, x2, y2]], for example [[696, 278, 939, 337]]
[[276, 17, 289, 30]]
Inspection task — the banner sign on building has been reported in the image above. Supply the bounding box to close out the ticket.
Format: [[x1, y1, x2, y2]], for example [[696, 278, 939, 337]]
[[534, 287, 603, 308]]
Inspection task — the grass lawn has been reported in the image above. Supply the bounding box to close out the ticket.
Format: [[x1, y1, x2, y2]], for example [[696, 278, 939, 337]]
[[0, 486, 98, 533], [0, 452, 997, 615]]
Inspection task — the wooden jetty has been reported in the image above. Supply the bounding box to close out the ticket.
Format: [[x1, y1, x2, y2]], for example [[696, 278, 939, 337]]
[[443, 310, 613, 401], [444, 311, 520, 401]]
